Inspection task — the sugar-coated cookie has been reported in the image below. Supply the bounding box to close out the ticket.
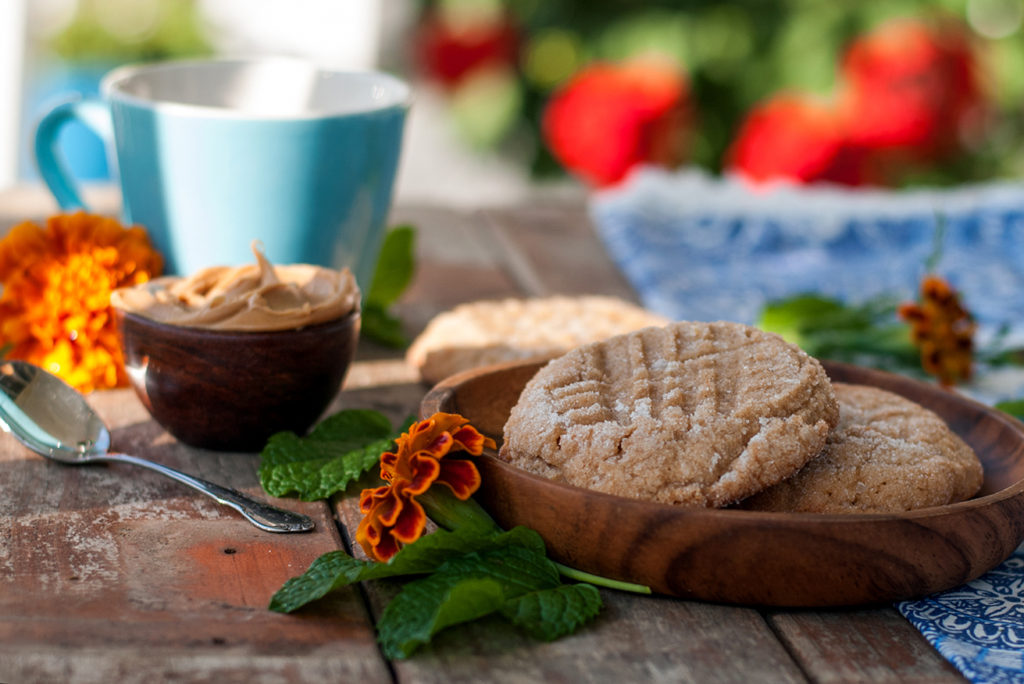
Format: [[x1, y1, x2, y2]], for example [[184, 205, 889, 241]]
[[741, 383, 983, 513], [499, 321, 839, 507], [407, 296, 670, 385]]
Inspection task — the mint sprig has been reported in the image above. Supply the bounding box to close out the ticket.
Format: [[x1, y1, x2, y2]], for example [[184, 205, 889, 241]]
[[270, 526, 545, 613], [501, 583, 603, 641], [270, 524, 602, 658], [261, 407, 606, 656], [362, 225, 415, 348], [258, 410, 410, 501], [758, 293, 920, 373], [378, 544, 561, 658], [995, 399, 1024, 421]]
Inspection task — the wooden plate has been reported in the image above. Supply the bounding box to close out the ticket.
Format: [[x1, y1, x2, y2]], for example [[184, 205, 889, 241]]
[[421, 360, 1024, 607]]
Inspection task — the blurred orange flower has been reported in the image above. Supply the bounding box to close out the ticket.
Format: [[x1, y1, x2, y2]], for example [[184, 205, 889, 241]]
[[356, 413, 494, 562], [543, 58, 692, 187], [0, 212, 163, 392], [899, 275, 975, 387]]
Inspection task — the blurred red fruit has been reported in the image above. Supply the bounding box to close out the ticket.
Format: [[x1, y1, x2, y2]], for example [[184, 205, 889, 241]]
[[416, 10, 520, 89], [543, 59, 692, 187], [727, 94, 871, 185], [839, 18, 984, 162]]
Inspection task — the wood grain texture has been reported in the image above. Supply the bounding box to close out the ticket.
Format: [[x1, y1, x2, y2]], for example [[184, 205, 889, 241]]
[[388, 204, 522, 338], [480, 205, 639, 301], [421, 359, 1024, 607], [768, 609, 965, 683], [0, 388, 389, 684]]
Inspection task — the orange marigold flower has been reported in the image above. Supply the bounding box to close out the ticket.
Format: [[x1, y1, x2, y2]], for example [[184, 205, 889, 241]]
[[898, 275, 975, 387], [0, 211, 163, 393], [356, 412, 495, 562]]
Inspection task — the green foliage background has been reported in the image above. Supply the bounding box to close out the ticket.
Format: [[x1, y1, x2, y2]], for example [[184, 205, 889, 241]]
[[432, 0, 1024, 186]]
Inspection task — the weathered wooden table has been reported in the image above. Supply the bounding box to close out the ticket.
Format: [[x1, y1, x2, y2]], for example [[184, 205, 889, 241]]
[[0, 190, 965, 683]]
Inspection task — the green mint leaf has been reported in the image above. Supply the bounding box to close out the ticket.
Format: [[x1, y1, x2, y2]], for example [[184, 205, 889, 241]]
[[501, 583, 602, 641], [372, 526, 547, 577], [378, 544, 561, 659], [361, 225, 415, 347], [258, 409, 397, 500], [270, 550, 371, 613], [758, 294, 849, 347], [996, 399, 1024, 421], [758, 294, 919, 372], [269, 526, 547, 613], [366, 225, 415, 309], [361, 303, 408, 348]]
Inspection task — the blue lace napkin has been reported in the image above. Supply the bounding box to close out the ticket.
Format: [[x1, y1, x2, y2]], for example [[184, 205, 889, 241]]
[[590, 168, 1024, 684], [899, 544, 1024, 684]]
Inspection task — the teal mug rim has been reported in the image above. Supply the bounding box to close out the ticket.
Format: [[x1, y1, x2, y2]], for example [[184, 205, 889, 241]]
[[99, 57, 413, 121]]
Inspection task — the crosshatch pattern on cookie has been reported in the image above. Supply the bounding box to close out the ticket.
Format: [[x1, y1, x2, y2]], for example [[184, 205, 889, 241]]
[[500, 321, 839, 507], [743, 383, 983, 513]]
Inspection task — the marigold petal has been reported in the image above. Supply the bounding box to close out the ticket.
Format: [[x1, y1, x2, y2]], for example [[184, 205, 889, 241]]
[[372, 531, 401, 562], [436, 458, 482, 500], [429, 413, 469, 434], [355, 514, 380, 559], [425, 431, 454, 458], [405, 452, 442, 494], [374, 487, 407, 527], [359, 485, 391, 514], [390, 496, 427, 544], [358, 514, 401, 562], [380, 450, 399, 478], [450, 425, 496, 455]]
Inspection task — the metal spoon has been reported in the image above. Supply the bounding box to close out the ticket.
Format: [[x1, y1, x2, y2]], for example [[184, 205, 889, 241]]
[[0, 360, 314, 533]]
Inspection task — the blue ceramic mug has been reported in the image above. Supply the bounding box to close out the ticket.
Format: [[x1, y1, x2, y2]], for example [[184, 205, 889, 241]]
[[34, 58, 410, 287]]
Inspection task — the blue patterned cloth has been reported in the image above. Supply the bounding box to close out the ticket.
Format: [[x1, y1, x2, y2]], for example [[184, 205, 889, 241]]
[[589, 168, 1024, 684], [899, 545, 1024, 684], [591, 168, 1024, 332]]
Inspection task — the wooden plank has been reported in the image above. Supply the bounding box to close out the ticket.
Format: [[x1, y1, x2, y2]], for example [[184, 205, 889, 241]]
[[391, 594, 808, 684], [388, 204, 521, 338], [479, 205, 639, 301], [768, 609, 964, 683], [0, 386, 391, 684]]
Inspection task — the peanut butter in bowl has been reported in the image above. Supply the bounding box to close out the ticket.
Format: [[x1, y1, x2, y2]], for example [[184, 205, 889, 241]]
[[110, 243, 362, 451], [111, 241, 360, 331]]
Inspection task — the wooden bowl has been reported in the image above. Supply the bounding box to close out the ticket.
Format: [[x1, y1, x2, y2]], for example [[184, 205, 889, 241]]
[[115, 309, 359, 451], [421, 360, 1024, 607]]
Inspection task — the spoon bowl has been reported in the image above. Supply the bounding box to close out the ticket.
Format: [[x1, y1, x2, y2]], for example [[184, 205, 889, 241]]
[[0, 360, 314, 533]]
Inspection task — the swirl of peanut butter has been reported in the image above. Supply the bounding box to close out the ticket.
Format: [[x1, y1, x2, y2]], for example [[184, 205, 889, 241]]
[[111, 243, 360, 331]]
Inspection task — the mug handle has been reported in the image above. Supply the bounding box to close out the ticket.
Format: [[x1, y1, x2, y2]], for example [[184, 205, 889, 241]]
[[34, 96, 114, 211]]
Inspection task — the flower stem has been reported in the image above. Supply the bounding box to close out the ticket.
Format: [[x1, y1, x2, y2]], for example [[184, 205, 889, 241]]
[[418, 488, 502, 535], [420, 488, 653, 594], [553, 562, 652, 594]]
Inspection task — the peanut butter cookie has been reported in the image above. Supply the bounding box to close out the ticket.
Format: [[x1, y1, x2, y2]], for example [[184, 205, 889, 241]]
[[499, 321, 839, 507], [407, 296, 670, 385], [741, 383, 983, 513]]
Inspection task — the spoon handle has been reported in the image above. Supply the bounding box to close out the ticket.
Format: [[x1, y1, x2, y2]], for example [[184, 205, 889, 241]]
[[105, 452, 315, 533]]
